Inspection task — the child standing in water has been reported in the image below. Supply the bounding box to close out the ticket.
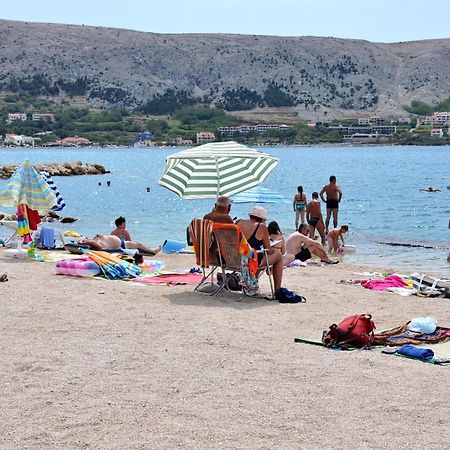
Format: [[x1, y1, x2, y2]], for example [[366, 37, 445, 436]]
[[327, 225, 349, 253], [293, 185, 307, 229]]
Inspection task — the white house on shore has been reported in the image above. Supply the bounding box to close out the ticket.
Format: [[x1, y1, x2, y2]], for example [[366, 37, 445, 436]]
[[3, 133, 36, 146], [430, 128, 444, 138]]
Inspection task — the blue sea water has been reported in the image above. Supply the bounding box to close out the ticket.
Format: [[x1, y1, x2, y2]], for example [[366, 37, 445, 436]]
[[0, 145, 449, 276]]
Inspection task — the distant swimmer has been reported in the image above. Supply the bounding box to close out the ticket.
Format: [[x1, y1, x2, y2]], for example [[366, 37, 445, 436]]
[[146, 187, 151, 192], [98, 182, 102, 186], [106, 181, 111, 187], [420, 186, 441, 192]]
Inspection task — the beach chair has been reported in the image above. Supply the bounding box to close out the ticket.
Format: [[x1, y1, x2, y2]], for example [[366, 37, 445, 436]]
[[189, 218, 221, 294], [212, 223, 274, 300]]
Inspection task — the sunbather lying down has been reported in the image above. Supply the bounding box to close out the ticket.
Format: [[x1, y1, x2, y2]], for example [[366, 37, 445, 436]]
[[79, 234, 161, 256]]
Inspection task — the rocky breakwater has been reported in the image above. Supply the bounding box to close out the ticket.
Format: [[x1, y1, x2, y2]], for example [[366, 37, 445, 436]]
[[0, 161, 109, 178]]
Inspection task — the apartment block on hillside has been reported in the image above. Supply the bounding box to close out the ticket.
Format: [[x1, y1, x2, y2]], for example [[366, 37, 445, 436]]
[[6, 113, 27, 124]]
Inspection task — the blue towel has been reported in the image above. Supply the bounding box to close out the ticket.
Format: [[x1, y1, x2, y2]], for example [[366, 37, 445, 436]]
[[397, 344, 434, 361], [39, 227, 55, 249]]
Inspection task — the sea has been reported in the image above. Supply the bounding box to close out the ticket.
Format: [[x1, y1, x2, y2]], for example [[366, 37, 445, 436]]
[[0, 145, 449, 276]]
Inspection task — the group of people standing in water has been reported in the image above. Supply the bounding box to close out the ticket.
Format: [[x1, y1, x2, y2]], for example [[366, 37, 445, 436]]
[[293, 175, 348, 251]]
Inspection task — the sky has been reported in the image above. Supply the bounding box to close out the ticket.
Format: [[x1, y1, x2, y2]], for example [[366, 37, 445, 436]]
[[1, 0, 450, 43]]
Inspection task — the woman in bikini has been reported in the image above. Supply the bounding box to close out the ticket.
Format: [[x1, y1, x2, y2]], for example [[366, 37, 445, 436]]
[[293, 185, 307, 230], [267, 220, 295, 267], [236, 207, 284, 293]]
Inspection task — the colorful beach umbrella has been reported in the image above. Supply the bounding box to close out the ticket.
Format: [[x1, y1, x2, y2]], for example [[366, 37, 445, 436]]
[[0, 160, 58, 210], [158, 141, 279, 199], [85, 250, 141, 280], [40, 170, 66, 211], [231, 186, 291, 204]]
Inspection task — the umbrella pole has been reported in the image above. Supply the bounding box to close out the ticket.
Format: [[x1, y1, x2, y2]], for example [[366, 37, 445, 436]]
[[215, 157, 220, 199]]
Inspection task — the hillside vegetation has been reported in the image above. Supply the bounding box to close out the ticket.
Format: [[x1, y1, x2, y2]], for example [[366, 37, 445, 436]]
[[1, 20, 450, 120]]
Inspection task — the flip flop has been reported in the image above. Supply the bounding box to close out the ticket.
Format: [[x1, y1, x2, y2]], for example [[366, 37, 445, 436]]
[[0, 273, 8, 282], [323, 259, 339, 264]]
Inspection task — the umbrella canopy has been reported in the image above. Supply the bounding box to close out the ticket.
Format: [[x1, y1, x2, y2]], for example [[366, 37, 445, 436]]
[[0, 160, 58, 210], [231, 186, 291, 204], [158, 141, 278, 199], [40, 170, 66, 212]]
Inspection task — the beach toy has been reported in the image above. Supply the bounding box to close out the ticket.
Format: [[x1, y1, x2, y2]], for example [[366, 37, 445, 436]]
[[56, 257, 101, 277], [141, 259, 166, 273], [27, 241, 36, 257], [408, 317, 437, 334], [162, 239, 186, 254]]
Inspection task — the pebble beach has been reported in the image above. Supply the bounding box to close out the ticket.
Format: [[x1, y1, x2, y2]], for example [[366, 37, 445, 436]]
[[1, 251, 449, 449]]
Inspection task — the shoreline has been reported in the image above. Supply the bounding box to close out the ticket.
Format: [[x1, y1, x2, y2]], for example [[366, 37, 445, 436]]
[[1, 142, 450, 150], [1, 250, 449, 448]]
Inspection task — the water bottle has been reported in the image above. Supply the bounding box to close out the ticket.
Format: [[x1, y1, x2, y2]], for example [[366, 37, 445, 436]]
[[27, 242, 36, 257]]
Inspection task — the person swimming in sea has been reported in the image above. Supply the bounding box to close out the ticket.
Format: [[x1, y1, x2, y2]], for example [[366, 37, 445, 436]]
[[420, 186, 441, 192], [293, 185, 307, 229]]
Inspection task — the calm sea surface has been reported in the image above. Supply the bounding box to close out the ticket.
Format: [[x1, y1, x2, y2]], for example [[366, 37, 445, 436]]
[[0, 145, 449, 276]]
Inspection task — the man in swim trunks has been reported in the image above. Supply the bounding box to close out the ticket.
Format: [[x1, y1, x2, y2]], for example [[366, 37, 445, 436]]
[[111, 216, 132, 245], [286, 224, 337, 264], [306, 192, 326, 245], [319, 175, 342, 233], [203, 196, 234, 224], [79, 234, 161, 255]]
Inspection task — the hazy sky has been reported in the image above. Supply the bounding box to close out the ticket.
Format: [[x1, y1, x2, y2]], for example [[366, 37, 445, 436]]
[[2, 0, 449, 43]]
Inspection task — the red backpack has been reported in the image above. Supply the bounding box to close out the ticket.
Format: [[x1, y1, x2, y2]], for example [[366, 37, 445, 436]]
[[322, 314, 376, 348]]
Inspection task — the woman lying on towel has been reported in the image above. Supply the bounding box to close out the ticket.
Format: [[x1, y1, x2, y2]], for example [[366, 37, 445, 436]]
[[79, 234, 161, 256]]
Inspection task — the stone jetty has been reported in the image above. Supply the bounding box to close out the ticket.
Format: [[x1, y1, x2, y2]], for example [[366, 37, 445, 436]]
[[0, 161, 109, 179]]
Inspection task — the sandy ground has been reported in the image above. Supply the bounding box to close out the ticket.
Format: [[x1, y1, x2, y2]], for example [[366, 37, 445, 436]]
[[1, 250, 449, 449]]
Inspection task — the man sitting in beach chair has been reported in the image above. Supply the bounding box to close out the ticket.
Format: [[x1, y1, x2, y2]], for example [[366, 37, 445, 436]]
[[79, 234, 161, 255]]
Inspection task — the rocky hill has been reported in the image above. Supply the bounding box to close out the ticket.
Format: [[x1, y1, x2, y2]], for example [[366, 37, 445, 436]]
[[1, 19, 450, 120]]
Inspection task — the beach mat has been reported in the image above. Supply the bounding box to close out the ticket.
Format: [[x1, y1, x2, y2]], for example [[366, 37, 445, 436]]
[[131, 272, 204, 286]]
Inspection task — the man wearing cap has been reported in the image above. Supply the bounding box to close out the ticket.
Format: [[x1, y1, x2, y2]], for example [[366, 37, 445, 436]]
[[236, 206, 285, 293], [203, 196, 234, 224]]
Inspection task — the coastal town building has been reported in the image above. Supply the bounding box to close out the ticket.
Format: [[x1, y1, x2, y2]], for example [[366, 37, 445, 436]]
[[430, 128, 444, 138], [58, 136, 92, 146], [421, 112, 450, 126], [175, 137, 193, 146], [6, 113, 27, 124], [133, 131, 154, 147], [396, 117, 411, 124], [219, 123, 289, 136], [329, 125, 396, 136], [3, 133, 36, 146], [32, 113, 55, 122], [196, 131, 215, 144]]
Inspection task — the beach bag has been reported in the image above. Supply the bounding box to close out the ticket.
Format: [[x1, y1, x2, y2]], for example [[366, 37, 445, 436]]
[[322, 314, 376, 348]]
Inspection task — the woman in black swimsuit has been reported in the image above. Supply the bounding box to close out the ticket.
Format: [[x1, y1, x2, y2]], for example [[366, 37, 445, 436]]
[[236, 206, 284, 292]]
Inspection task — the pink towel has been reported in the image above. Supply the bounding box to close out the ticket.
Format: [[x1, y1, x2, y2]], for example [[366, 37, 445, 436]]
[[131, 273, 204, 285], [361, 275, 408, 290]]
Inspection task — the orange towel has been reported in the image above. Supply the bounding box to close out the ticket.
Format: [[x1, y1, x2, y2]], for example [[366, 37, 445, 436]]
[[189, 218, 213, 268]]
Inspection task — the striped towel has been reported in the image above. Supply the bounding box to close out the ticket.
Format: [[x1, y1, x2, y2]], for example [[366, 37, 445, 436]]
[[40, 170, 66, 211], [17, 203, 33, 244], [189, 218, 213, 268]]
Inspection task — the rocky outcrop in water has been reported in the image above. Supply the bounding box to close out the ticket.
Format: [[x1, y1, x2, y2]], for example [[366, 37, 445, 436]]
[[0, 161, 109, 179]]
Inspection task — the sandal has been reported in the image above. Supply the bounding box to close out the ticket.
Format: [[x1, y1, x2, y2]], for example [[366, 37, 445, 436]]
[[323, 259, 339, 265], [0, 273, 8, 282]]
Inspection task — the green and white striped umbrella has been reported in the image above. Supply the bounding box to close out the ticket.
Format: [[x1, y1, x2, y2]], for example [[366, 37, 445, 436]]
[[158, 141, 279, 199]]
